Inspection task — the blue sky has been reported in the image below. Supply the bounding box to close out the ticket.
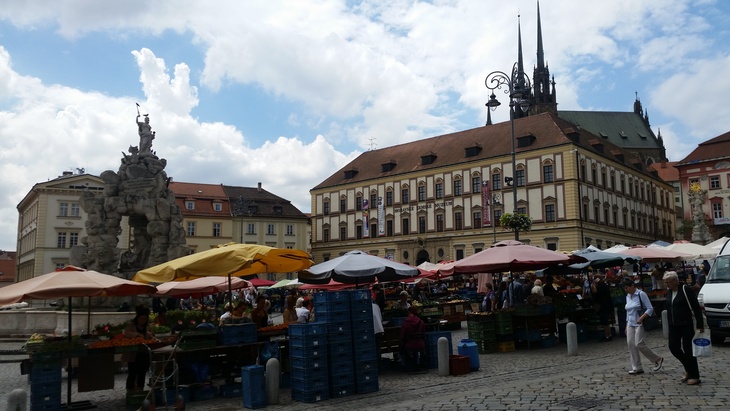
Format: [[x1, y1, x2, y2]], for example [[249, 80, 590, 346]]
[[1, 0, 730, 251]]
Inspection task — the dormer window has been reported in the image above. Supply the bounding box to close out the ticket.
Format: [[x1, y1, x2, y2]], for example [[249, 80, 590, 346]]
[[599, 132, 608, 139], [185, 201, 195, 210], [273, 205, 283, 214], [381, 161, 396, 172], [516, 134, 536, 148], [421, 153, 437, 165], [344, 169, 358, 179], [619, 131, 628, 139], [213, 203, 222, 212], [465, 144, 482, 157]]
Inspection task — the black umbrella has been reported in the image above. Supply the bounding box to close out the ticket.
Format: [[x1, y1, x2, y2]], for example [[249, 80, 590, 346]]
[[298, 250, 419, 285]]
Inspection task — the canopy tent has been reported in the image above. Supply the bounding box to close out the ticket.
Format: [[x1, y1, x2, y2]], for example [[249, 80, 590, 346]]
[[604, 244, 630, 254], [661, 242, 718, 260], [707, 237, 730, 251], [246, 278, 277, 287], [299, 278, 357, 291], [437, 242, 580, 276], [269, 279, 304, 289], [647, 240, 672, 248], [616, 246, 691, 263], [298, 250, 419, 285], [153, 276, 254, 298]]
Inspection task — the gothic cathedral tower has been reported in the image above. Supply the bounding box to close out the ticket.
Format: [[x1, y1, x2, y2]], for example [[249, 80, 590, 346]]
[[530, 1, 557, 115]]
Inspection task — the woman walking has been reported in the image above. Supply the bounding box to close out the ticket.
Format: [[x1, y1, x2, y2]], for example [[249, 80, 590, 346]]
[[663, 271, 704, 385], [622, 278, 663, 375]]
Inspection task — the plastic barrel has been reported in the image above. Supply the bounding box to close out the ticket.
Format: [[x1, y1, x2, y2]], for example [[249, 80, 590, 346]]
[[457, 339, 480, 371]]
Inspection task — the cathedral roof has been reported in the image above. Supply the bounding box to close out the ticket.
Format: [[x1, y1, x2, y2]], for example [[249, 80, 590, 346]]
[[557, 111, 659, 149]]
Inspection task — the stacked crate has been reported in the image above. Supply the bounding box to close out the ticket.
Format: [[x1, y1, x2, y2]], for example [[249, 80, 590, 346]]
[[29, 353, 62, 411], [314, 290, 355, 398], [218, 323, 257, 346], [495, 310, 515, 352], [466, 313, 497, 353], [288, 322, 329, 403], [425, 331, 452, 368], [349, 289, 378, 394], [241, 365, 266, 409]]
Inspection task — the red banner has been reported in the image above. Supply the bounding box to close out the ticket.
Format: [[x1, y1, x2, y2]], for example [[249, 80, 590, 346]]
[[482, 180, 491, 226]]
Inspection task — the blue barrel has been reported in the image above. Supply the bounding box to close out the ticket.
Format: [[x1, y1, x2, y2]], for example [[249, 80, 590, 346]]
[[457, 339, 480, 371]]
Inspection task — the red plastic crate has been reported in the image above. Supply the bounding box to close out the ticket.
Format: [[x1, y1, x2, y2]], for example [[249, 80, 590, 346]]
[[449, 355, 470, 376]]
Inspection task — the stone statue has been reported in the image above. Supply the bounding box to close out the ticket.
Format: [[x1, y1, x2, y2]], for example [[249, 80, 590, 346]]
[[70, 111, 189, 276], [689, 182, 712, 244], [136, 114, 155, 155]]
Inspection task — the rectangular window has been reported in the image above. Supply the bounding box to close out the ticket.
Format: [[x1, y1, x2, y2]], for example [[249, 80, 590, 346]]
[[213, 223, 221, 237], [545, 204, 555, 222], [472, 177, 481, 193], [213, 203, 222, 212], [186, 201, 195, 210], [247, 223, 255, 234], [613, 210, 618, 226], [340, 226, 347, 241], [340, 198, 346, 212], [710, 175, 721, 189], [370, 193, 377, 207], [454, 180, 462, 196], [402, 218, 410, 235], [543, 165, 553, 183], [418, 216, 427, 233], [59, 202, 68, 217], [436, 214, 444, 232], [69, 232, 78, 247], [267, 224, 275, 235], [386, 191, 393, 206], [713, 202, 723, 219], [323, 228, 330, 242], [418, 186, 426, 201], [494, 209, 502, 227], [583, 203, 589, 221], [401, 188, 409, 203], [356, 196, 362, 211], [356, 225, 362, 239], [286, 224, 294, 235], [473, 212, 482, 229], [386, 220, 394, 236], [455, 212, 462, 230], [604, 209, 610, 225], [371, 223, 378, 237], [594, 205, 599, 223], [602, 171, 607, 187], [517, 207, 527, 215], [323, 202, 330, 215], [492, 173, 501, 190], [71, 203, 80, 217], [435, 183, 443, 199], [187, 222, 196, 236], [516, 169, 525, 187]]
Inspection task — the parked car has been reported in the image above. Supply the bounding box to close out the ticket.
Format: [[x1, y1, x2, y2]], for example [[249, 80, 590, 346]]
[[698, 240, 730, 344]]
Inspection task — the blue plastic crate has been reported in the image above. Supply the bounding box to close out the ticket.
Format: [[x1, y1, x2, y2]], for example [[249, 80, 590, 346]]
[[220, 323, 257, 335], [314, 300, 350, 313], [328, 368, 354, 384], [354, 359, 377, 373], [426, 331, 452, 349], [356, 380, 379, 394], [290, 366, 328, 381], [242, 365, 266, 409], [30, 382, 61, 397], [191, 384, 217, 401], [350, 298, 372, 309], [291, 388, 329, 403], [317, 310, 351, 323], [328, 353, 354, 369], [31, 391, 61, 409], [288, 322, 326, 337], [219, 383, 243, 398], [388, 317, 405, 326], [29, 366, 62, 384], [288, 334, 327, 348], [290, 374, 329, 392], [355, 369, 378, 385], [290, 355, 328, 370], [326, 332, 352, 345], [350, 307, 374, 322], [327, 341, 352, 355], [330, 382, 355, 398], [314, 291, 351, 303], [219, 333, 257, 345], [326, 322, 352, 335], [348, 289, 371, 301], [351, 327, 375, 344], [354, 346, 377, 362], [156, 386, 190, 405], [289, 344, 327, 358]]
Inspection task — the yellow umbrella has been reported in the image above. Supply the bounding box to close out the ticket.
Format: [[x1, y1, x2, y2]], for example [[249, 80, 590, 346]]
[[132, 243, 312, 283]]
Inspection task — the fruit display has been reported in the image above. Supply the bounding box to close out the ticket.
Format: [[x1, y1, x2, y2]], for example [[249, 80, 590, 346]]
[[88, 335, 159, 349], [258, 324, 288, 332]]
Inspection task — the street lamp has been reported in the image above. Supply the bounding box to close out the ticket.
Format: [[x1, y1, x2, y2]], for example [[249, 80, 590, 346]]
[[491, 193, 501, 244], [232, 195, 256, 243], [485, 62, 531, 241]]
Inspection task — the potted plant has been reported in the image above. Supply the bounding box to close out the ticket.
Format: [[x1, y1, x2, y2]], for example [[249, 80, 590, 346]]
[[500, 213, 532, 233]]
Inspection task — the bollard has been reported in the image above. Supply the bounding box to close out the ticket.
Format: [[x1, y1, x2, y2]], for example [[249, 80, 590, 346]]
[[265, 357, 280, 405], [566, 322, 578, 356], [437, 336, 450, 377], [662, 310, 668, 339], [7, 388, 26, 411]]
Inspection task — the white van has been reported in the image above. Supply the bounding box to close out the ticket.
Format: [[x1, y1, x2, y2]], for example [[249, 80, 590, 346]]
[[698, 240, 730, 344]]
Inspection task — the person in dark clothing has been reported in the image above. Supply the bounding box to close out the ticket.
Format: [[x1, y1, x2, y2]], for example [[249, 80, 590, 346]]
[[542, 275, 557, 297], [663, 271, 704, 385], [591, 274, 614, 341], [372, 284, 386, 312], [123, 305, 154, 391]]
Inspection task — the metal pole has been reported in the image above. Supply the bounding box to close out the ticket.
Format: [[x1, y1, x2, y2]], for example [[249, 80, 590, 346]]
[[510, 103, 519, 241]]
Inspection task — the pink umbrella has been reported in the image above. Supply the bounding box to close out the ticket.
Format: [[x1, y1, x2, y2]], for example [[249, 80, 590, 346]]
[[437, 243, 576, 276], [299, 279, 357, 291], [246, 277, 276, 287], [618, 246, 691, 263], [154, 276, 254, 298]]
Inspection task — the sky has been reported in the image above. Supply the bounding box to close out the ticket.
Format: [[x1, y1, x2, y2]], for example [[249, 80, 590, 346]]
[[1, 0, 730, 251]]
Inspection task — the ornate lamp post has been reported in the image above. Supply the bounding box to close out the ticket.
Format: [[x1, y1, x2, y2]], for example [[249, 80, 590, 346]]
[[485, 62, 531, 241], [232, 196, 256, 243]]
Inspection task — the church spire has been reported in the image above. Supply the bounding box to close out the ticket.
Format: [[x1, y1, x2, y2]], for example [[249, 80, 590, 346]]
[[531, 0, 557, 115], [514, 14, 530, 119], [536, 0, 545, 71]]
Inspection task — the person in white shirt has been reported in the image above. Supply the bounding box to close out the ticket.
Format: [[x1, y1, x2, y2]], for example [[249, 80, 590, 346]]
[[296, 299, 312, 323], [622, 278, 663, 375]]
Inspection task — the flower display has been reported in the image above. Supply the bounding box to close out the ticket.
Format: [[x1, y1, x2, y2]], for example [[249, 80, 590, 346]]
[[499, 213, 532, 232]]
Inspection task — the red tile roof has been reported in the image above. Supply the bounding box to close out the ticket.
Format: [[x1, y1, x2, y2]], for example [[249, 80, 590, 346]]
[[676, 131, 730, 166], [648, 161, 679, 183]]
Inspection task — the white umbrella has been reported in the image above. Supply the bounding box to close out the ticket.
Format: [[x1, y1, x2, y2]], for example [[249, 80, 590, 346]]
[[662, 242, 718, 260], [707, 237, 730, 250]]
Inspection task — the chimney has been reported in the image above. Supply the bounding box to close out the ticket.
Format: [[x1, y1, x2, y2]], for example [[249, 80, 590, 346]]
[[62, 171, 73, 176], [257, 182, 262, 192]]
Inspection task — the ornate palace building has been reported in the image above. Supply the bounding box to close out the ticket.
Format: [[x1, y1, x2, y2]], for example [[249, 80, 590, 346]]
[[309, 5, 674, 265]]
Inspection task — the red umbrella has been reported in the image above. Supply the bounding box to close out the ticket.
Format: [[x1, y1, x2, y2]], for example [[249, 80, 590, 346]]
[[437, 242, 575, 276], [246, 277, 276, 287], [299, 278, 357, 291]]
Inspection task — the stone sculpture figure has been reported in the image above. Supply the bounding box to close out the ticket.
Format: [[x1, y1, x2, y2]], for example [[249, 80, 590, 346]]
[[70, 112, 189, 277], [689, 182, 712, 244]]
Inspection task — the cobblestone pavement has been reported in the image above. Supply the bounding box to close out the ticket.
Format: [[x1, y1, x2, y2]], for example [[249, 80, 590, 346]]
[[1, 326, 728, 411]]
